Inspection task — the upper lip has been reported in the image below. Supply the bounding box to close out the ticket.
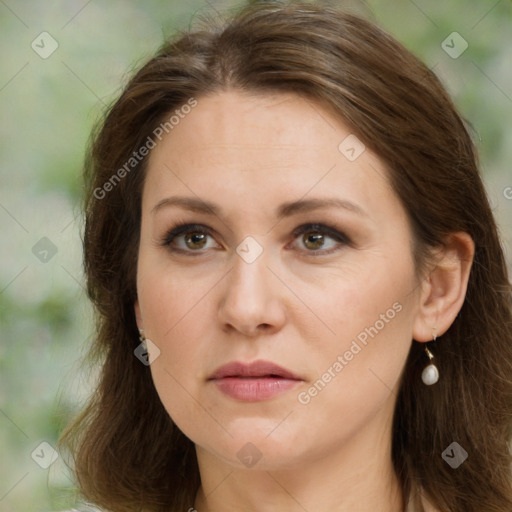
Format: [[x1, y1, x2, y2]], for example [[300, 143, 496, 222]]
[[209, 360, 302, 380]]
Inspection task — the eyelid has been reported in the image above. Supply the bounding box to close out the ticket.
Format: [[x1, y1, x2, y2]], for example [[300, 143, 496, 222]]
[[159, 222, 220, 255], [159, 221, 351, 255], [291, 223, 351, 244], [287, 223, 351, 256], [159, 223, 217, 247]]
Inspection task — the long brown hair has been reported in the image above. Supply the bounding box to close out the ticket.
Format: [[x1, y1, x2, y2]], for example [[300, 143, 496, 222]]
[[58, 2, 512, 511]]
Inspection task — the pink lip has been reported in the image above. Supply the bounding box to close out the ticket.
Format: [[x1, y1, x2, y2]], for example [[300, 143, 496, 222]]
[[208, 360, 303, 402]]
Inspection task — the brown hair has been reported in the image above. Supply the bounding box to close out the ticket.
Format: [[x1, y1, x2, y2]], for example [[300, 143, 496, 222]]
[[58, 1, 512, 511]]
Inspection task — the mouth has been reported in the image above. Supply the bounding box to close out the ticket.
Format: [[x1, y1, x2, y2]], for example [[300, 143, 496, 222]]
[[208, 360, 301, 380], [208, 360, 303, 401]]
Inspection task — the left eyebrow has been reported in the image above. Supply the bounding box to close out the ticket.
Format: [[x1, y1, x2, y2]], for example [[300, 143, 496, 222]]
[[150, 195, 368, 219], [276, 197, 368, 218]]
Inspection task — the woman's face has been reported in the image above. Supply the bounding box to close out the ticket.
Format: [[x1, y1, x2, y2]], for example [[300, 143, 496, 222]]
[[135, 90, 423, 470]]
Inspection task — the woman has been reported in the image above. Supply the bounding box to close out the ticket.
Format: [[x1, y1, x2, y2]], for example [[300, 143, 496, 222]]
[[58, 1, 512, 511]]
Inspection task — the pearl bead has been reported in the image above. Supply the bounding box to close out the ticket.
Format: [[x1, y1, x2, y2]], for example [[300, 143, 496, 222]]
[[422, 364, 439, 385]]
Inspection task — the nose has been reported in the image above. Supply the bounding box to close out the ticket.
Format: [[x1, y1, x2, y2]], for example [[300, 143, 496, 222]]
[[217, 248, 287, 337]]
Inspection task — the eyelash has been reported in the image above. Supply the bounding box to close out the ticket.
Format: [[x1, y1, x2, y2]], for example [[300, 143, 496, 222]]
[[159, 222, 352, 257]]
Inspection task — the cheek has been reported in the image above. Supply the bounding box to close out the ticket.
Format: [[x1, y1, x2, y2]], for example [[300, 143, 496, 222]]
[[294, 291, 413, 452], [138, 255, 219, 343], [137, 267, 217, 429], [306, 251, 414, 350], [140, 276, 210, 366], [297, 253, 416, 402]]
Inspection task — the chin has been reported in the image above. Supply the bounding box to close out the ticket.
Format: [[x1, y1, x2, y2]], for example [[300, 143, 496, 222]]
[[210, 441, 305, 471], [193, 420, 307, 470]]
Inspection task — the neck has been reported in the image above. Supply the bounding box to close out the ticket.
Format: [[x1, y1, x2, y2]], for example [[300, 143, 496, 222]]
[[193, 411, 404, 512]]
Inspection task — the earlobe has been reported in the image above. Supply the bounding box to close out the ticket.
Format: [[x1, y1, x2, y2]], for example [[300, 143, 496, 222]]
[[413, 231, 475, 342]]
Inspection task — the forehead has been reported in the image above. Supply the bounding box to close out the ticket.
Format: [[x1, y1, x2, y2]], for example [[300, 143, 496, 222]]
[[150, 91, 345, 157], [142, 90, 396, 223]]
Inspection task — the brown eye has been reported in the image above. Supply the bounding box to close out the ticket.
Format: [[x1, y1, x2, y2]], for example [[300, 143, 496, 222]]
[[291, 223, 351, 255], [161, 223, 219, 253], [302, 232, 326, 250], [184, 231, 208, 250]]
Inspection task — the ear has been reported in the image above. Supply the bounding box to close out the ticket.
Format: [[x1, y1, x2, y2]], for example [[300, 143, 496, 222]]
[[413, 231, 475, 342], [134, 299, 143, 331]]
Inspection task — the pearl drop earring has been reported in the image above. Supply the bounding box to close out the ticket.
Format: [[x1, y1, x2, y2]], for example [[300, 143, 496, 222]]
[[421, 334, 439, 385]]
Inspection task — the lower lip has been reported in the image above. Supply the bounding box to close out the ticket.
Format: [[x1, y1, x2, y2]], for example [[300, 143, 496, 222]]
[[212, 377, 301, 401]]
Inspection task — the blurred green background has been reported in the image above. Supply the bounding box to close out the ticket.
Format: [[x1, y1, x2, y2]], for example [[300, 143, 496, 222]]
[[0, 0, 511, 510]]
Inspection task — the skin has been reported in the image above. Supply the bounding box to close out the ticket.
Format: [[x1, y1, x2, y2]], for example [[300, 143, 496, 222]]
[[134, 90, 474, 512]]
